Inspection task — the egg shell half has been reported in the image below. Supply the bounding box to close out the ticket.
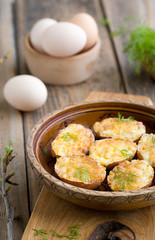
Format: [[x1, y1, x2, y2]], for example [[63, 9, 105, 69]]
[[30, 18, 57, 53], [3, 75, 48, 111], [41, 22, 87, 57], [70, 13, 99, 51]]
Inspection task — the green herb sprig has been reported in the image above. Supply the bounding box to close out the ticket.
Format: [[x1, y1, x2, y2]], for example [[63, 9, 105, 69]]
[[117, 113, 134, 123], [152, 136, 155, 145], [100, 18, 110, 26], [52, 222, 82, 239], [33, 223, 82, 240], [119, 149, 133, 160], [109, 143, 133, 160], [32, 229, 48, 237], [43, 147, 47, 155], [73, 167, 90, 182], [61, 132, 78, 142], [110, 17, 155, 75], [114, 170, 138, 190], [150, 136, 155, 150]]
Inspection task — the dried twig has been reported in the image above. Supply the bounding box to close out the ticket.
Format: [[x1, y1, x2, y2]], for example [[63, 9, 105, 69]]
[[0, 141, 18, 240]]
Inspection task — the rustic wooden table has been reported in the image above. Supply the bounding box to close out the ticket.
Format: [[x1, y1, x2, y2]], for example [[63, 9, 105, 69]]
[[1, 0, 155, 239]]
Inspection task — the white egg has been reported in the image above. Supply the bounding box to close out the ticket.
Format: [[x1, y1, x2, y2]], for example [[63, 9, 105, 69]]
[[41, 22, 87, 57], [30, 18, 57, 53], [3, 75, 48, 111]]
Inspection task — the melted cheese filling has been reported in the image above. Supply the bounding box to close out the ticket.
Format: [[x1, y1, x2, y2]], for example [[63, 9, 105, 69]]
[[94, 118, 146, 141], [108, 160, 154, 191], [138, 133, 155, 166], [52, 124, 94, 156], [55, 156, 106, 183], [89, 139, 137, 166]]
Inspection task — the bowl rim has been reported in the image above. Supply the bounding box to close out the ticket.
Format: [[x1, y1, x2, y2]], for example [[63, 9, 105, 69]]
[[25, 33, 101, 60], [27, 99, 155, 198]]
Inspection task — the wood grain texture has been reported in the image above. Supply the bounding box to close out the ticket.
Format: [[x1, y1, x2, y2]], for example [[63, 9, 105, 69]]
[[0, 0, 29, 239], [15, 0, 124, 212], [102, 0, 155, 103], [22, 92, 154, 240], [22, 185, 155, 240], [85, 91, 154, 105]]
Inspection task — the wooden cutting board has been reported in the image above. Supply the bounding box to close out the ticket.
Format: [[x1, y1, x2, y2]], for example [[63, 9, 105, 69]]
[[22, 92, 155, 240]]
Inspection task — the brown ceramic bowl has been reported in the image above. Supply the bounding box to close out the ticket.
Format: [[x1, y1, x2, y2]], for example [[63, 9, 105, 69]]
[[25, 33, 101, 85], [27, 100, 155, 210]]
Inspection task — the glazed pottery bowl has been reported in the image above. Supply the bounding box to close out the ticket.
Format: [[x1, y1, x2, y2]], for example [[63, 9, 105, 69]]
[[25, 33, 101, 85], [27, 100, 155, 210]]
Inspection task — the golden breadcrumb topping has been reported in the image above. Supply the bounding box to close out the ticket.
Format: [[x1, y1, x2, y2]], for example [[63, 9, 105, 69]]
[[108, 160, 154, 191]]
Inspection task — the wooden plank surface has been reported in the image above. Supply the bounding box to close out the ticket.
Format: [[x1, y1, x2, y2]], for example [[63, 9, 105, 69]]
[[102, 0, 155, 103], [0, 0, 29, 239], [15, 0, 124, 212], [85, 91, 154, 105], [22, 92, 155, 240], [0, 0, 155, 239]]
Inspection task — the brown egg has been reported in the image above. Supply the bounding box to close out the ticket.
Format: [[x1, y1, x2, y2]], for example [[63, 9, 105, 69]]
[[70, 13, 99, 52]]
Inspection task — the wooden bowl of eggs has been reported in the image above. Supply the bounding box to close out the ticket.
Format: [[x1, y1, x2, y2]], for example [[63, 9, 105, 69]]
[[27, 100, 155, 211], [25, 13, 101, 85]]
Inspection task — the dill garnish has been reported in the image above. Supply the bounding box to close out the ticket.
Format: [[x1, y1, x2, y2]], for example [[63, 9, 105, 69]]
[[100, 18, 110, 26], [119, 149, 133, 160], [43, 147, 47, 155], [151, 136, 155, 146], [113, 170, 138, 190], [150, 136, 155, 150], [52, 222, 82, 240], [61, 132, 78, 142], [117, 112, 134, 123], [109, 143, 133, 160], [73, 167, 90, 182], [32, 229, 47, 236], [111, 18, 155, 75]]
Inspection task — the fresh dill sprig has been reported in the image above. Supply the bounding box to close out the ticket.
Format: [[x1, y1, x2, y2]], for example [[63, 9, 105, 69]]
[[149, 136, 155, 150], [109, 143, 133, 160], [73, 167, 90, 182], [124, 24, 155, 74], [151, 136, 155, 145], [111, 25, 130, 37], [111, 17, 155, 75], [119, 149, 133, 160], [33, 223, 82, 240], [52, 230, 77, 239], [113, 170, 138, 190], [32, 229, 48, 236], [52, 222, 82, 240], [117, 112, 134, 123], [43, 147, 47, 155], [124, 15, 137, 22], [68, 222, 82, 237], [100, 18, 110, 26], [40, 237, 48, 240], [61, 132, 78, 142]]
